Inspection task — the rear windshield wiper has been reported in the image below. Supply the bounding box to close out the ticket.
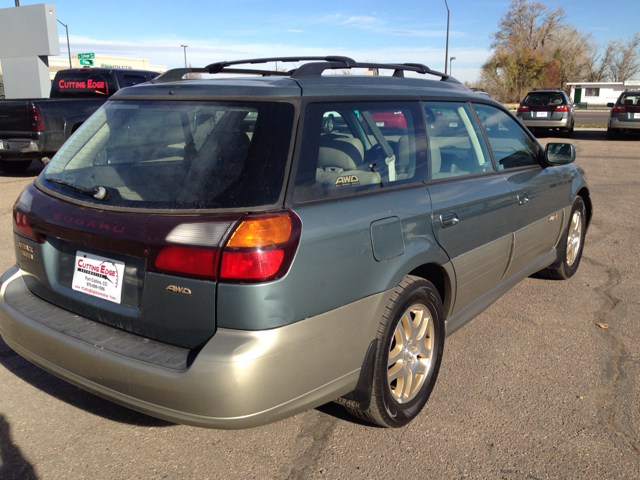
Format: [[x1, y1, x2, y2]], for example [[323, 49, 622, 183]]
[[46, 178, 110, 201]]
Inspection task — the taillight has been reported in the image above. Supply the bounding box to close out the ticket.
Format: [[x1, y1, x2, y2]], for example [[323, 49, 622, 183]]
[[220, 211, 302, 283], [152, 211, 302, 283], [612, 105, 627, 113], [555, 105, 569, 112], [155, 246, 219, 278], [13, 209, 44, 243], [517, 106, 530, 112], [28, 105, 44, 132]]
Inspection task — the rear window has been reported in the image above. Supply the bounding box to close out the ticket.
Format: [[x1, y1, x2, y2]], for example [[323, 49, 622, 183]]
[[522, 92, 565, 106], [50, 71, 116, 98], [619, 93, 640, 106], [41, 100, 295, 211]]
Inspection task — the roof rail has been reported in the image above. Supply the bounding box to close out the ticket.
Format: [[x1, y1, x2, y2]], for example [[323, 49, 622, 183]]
[[152, 56, 457, 83]]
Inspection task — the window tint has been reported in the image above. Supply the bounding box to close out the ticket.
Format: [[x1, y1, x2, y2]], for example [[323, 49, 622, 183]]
[[293, 102, 427, 202], [473, 104, 539, 170], [423, 102, 492, 179], [122, 74, 149, 87], [43, 101, 295, 210]]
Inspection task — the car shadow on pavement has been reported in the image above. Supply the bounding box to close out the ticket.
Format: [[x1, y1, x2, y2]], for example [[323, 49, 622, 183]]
[[315, 402, 383, 428], [0, 337, 174, 428], [0, 160, 44, 178], [0, 414, 38, 480]]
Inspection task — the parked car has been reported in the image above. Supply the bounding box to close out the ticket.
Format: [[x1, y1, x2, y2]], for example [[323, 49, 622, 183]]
[[0, 67, 159, 173], [516, 88, 576, 137], [0, 56, 592, 429], [607, 90, 640, 139]]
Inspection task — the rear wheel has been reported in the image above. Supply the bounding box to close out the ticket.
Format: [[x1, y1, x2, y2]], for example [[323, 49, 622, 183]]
[[0, 159, 31, 174], [343, 276, 445, 427], [539, 196, 586, 280]]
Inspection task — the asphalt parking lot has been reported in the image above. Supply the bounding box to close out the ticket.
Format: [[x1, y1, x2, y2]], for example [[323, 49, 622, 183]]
[[0, 130, 638, 479]]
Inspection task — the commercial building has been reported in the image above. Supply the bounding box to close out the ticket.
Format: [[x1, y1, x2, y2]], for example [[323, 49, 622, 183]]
[[1, 54, 166, 82], [567, 80, 640, 107]]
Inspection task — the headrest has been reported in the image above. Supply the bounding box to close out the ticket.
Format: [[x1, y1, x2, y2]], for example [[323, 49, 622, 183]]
[[318, 137, 364, 170]]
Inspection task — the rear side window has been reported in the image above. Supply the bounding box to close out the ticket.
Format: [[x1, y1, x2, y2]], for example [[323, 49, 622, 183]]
[[42, 100, 295, 210], [293, 101, 427, 202], [50, 71, 116, 98], [423, 102, 493, 179], [473, 104, 539, 170]]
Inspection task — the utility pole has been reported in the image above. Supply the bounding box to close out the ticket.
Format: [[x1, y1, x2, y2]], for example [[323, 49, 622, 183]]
[[57, 19, 72, 68], [181, 45, 188, 68]]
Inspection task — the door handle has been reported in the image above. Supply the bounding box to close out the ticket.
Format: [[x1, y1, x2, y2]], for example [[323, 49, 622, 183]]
[[440, 211, 459, 228], [517, 193, 529, 205]]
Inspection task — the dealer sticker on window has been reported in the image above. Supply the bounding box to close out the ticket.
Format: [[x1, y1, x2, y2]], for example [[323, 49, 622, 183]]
[[72, 251, 125, 304]]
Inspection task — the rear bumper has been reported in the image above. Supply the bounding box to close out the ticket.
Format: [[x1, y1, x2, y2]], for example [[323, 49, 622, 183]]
[[0, 137, 43, 160], [520, 117, 570, 129], [608, 118, 640, 131], [0, 266, 389, 429]]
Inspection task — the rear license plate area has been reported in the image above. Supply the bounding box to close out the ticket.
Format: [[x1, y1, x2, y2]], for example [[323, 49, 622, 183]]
[[72, 251, 125, 304]]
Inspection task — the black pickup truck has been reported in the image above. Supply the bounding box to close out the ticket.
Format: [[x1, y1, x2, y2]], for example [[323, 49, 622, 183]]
[[0, 67, 159, 173]]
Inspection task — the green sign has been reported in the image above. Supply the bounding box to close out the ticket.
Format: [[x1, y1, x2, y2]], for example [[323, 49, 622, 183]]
[[78, 53, 95, 60], [79, 59, 94, 66]]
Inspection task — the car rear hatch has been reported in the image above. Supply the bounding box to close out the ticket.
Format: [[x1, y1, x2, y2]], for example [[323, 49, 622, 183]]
[[613, 94, 640, 123], [520, 92, 567, 121], [13, 95, 297, 349]]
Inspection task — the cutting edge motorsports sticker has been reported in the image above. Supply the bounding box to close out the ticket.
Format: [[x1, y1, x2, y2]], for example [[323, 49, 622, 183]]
[[72, 251, 125, 304]]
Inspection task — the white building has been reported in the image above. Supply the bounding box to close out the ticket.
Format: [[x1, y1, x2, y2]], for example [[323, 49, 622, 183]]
[[567, 80, 640, 107]]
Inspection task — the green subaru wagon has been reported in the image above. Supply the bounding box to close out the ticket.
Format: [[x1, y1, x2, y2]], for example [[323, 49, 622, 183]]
[[0, 57, 592, 429]]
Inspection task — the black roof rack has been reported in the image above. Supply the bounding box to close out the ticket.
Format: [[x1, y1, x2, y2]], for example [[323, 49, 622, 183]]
[[152, 56, 455, 83]]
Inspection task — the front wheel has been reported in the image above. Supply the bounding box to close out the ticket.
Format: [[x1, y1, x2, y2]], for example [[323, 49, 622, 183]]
[[539, 196, 586, 280], [343, 276, 445, 427]]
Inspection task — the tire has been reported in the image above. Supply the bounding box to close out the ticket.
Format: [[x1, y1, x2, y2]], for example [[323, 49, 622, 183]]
[[0, 159, 31, 174], [539, 196, 586, 280], [563, 122, 574, 138], [343, 276, 445, 427], [325, 115, 334, 132]]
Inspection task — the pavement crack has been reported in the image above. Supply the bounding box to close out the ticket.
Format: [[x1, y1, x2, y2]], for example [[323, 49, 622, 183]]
[[280, 412, 338, 480], [582, 255, 640, 456]]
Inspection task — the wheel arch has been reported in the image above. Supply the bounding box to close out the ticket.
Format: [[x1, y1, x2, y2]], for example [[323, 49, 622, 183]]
[[407, 262, 455, 319], [576, 186, 593, 232]]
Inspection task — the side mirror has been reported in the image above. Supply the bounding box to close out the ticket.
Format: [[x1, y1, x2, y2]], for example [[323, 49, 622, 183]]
[[607, 102, 614, 108], [573, 103, 579, 109], [545, 143, 576, 165]]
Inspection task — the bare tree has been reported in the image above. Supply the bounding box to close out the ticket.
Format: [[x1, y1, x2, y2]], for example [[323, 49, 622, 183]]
[[584, 39, 613, 82], [0, 74, 4, 100], [606, 33, 640, 82]]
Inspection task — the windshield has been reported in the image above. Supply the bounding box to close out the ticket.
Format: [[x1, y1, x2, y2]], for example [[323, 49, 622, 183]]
[[41, 100, 295, 210]]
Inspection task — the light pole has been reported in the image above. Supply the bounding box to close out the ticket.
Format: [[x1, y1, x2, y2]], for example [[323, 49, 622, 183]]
[[57, 19, 72, 68], [449, 56, 456, 76], [444, 0, 450, 75], [181, 45, 188, 68]]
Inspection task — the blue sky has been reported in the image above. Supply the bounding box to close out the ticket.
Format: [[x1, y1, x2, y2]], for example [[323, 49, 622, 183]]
[[6, 0, 640, 83]]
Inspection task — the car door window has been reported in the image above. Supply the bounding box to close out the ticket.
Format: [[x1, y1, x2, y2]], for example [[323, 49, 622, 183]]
[[423, 102, 493, 179], [473, 104, 539, 170], [293, 102, 427, 202]]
